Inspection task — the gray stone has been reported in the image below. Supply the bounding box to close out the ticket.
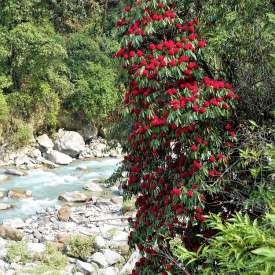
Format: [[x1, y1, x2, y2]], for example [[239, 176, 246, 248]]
[[0, 203, 14, 211], [102, 249, 123, 266], [82, 124, 98, 141], [76, 260, 98, 274], [36, 134, 54, 150], [99, 267, 118, 275], [54, 130, 85, 157], [94, 236, 106, 250], [83, 183, 103, 192], [3, 218, 25, 228], [111, 231, 128, 242], [45, 149, 73, 165], [27, 148, 42, 159], [90, 252, 108, 268], [4, 169, 26, 176], [58, 191, 93, 203], [27, 242, 45, 254], [0, 225, 23, 241]]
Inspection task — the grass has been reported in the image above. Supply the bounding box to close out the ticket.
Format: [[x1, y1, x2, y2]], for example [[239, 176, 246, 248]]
[[6, 241, 31, 264], [24, 242, 67, 275], [122, 198, 136, 214]]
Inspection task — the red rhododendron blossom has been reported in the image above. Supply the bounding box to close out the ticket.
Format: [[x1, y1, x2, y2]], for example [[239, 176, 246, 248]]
[[115, 1, 238, 273], [171, 188, 181, 197]]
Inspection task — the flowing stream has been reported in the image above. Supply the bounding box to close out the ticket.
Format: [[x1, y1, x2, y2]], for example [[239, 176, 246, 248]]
[[0, 158, 121, 222]]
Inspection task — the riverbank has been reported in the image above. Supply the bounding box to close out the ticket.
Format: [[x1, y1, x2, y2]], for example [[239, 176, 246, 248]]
[[0, 129, 123, 169], [0, 180, 138, 275]]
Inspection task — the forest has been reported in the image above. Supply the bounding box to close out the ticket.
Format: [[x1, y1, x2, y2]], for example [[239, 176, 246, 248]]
[[0, 0, 274, 274]]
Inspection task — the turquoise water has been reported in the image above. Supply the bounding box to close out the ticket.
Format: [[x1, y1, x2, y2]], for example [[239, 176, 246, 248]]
[[0, 158, 121, 221]]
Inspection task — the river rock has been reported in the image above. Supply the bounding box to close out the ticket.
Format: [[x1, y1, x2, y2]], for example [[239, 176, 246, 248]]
[[4, 169, 27, 176], [83, 182, 103, 192], [38, 157, 59, 168], [56, 232, 71, 244], [3, 218, 25, 228], [82, 124, 98, 142], [36, 134, 54, 150], [90, 252, 108, 268], [94, 236, 106, 249], [27, 148, 42, 159], [58, 191, 93, 203], [0, 203, 14, 211], [8, 190, 32, 199], [76, 260, 98, 274], [58, 206, 72, 222], [102, 249, 123, 266], [0, 225, 23, 241], [54, 130, 85, 157], [100, 267, 118, 275], [45, 149, 72, 165], [27, 242, 45, 255], [111, 231, 128, 242], [0, 175, 9, 183]]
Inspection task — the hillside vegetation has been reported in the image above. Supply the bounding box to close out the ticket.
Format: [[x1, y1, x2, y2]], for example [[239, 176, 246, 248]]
[[0, 0, 123, 146]]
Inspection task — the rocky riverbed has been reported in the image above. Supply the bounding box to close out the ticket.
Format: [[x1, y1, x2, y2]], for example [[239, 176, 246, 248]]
[[0, 189, 139, 275], [0, 129, 123, 169], [0, 130, 139, 275]]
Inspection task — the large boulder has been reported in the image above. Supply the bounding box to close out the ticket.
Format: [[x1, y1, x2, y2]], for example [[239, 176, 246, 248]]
[[36, 134, 54, 151], [58, 191, 93, 203], [54, 130, 85, 157], [0, 225, 23, 241], [44, 149, 72, 165], [82, 124, 98, 142]]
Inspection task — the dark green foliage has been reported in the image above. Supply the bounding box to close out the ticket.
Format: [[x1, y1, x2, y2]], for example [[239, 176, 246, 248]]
[[0, 0, 122, 143], [178, 0, 274, 122], [170, 210, 275, 274]]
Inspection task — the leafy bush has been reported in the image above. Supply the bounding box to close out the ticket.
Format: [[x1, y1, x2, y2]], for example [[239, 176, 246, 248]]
[[68, 235, 95, 259], [10, 121, 33, 147], [6, 241, 30, 264], [68, 62, 120, 123], [0, 91, 8, 120], [170, 211, 275, 274]]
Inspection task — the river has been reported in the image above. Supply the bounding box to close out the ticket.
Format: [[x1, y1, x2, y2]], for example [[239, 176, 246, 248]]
[[0, 158, 121, 222]]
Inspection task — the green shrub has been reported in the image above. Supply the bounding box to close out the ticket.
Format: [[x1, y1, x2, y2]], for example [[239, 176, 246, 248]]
[[10, 121, 33, 147], [68, 235, 95, 259], [170, 211, 275, 274], [68, 62, 119, 124], [42, 243, 67, 270], [6, 241, 30, 264], [0, 91, 8, 120]]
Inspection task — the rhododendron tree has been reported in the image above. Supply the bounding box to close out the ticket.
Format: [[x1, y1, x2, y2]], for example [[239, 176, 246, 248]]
[[115, 0, 239, 274]]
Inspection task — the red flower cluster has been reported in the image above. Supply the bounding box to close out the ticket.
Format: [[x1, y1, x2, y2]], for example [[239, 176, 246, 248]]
[[115, 1, 238, 274]]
